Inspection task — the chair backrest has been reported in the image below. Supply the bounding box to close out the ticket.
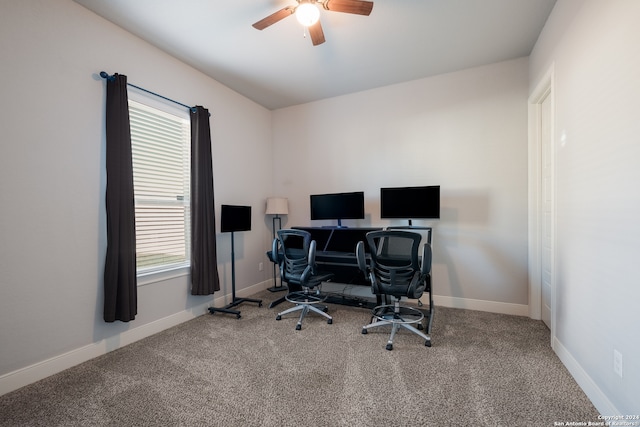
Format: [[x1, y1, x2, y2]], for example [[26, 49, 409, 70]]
[[359, 230, 431, 299], [275, 229, 316, 286]]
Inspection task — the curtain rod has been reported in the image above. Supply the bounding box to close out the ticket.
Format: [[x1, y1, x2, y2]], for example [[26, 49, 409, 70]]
[[100, 71, 209, 115]]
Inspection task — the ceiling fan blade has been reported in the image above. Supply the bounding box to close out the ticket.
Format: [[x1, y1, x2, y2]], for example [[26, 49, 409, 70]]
[[323, 0, 373, 16], [309, 19, 325, 46], [252, 7, 295, 30]]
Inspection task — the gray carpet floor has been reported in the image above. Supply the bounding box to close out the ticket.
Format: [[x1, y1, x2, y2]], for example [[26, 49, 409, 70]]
[[0, 288, 599, 426]]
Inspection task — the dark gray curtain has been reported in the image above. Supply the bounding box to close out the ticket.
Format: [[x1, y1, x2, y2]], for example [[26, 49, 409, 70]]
[[190, 106, 220, 295], [103, 73, 137, 322]]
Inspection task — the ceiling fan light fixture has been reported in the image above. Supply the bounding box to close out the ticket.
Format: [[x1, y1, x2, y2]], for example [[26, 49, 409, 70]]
[[296, 2, 320, 27]]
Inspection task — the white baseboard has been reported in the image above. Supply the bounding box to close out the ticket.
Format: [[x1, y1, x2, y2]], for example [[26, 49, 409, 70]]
[[0, 282, 538, 397], [434, 296, 619, 414], [433, 294, 529, 317], [553, 337, 618, 415], [4, 280, 615, 419], [322, 283, 530, 317], [217, 279, 271, 304], [0, 279, 272, 397], [0, 303, 210, 396]]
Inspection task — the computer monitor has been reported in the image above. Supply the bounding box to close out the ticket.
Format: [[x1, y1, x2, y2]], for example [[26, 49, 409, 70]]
[[220, 205, 251, 233], [380, 185, 440, 219], [310, 191, 365, 226]]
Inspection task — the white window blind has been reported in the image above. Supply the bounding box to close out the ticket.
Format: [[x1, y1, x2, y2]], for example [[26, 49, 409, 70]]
[[128, 99, 191, 274]]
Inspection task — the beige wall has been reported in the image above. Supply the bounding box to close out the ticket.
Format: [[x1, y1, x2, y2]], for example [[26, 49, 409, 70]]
[[4, 0, 637, 415], [529, 0, 640, 414], [273, 58, 530, 311], [0, 0, 273, 392]]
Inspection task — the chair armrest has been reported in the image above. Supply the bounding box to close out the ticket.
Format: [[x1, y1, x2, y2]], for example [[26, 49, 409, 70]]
[[308, 240, 317, 264], [300, 264, 314, 285], [421, 243, 432, 276], [356, 241, 367, 273], [271, 237, 279, 263], [356, 241, 378, 293], [266, 250, 279, 264]]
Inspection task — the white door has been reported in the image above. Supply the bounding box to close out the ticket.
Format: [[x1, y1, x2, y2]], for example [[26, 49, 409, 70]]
[[540, 92, 553, 329]]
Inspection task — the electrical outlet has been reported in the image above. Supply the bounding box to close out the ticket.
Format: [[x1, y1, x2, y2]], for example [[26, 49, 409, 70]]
[[258, 262, 264, 271], [613, 349, 623, 378]]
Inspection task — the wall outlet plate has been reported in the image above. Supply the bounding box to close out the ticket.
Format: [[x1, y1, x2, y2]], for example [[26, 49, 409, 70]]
[[613, 349, 623, 378]]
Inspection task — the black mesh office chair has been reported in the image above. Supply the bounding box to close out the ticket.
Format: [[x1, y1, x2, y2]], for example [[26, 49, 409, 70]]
[[356, 230, 433, 350], [274, 229, 334, 330]]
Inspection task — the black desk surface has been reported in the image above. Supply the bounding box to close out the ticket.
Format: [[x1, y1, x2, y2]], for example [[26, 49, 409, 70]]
[[293, 226, 382, 255]]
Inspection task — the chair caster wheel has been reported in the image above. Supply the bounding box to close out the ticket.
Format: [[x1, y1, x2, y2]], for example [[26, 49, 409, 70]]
[[276, 315, 282, 321], [295, 324, 302, 331], [425, 340, 432, 347], [258, 302, 263, 307], [236, 314, 241, 319], [362, 328, 368, 335], [386, 343, 393, 351], [327, 319, 332, 324]]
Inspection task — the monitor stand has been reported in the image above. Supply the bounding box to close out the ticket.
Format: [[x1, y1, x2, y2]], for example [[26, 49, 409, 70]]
[[208, 230, 262, 319], [321, 219, 348, 228]]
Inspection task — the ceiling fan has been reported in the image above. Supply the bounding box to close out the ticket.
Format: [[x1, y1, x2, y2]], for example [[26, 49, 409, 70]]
[[252, 0, 374, 46]]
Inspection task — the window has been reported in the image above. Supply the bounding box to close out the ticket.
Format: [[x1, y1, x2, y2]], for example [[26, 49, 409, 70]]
[[128, 98, 191, 275]]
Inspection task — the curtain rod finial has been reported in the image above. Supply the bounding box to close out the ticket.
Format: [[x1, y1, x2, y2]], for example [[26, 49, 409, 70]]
[[100, 71, 116, 81]]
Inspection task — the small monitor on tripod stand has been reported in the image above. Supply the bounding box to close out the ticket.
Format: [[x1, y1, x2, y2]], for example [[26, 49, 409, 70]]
[[208, 205, 262, 318], [220, 204, 252, 233]]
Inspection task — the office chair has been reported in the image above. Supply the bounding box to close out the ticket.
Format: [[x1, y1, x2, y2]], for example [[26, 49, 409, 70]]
[[356, 230, 433, 350], [274, 229, 334, 330]]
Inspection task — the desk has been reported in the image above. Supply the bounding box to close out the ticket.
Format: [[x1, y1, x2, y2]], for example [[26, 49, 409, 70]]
[[268, 226, 433, 312], [294, 226, 382, 286], [267, 226, 381, 308]]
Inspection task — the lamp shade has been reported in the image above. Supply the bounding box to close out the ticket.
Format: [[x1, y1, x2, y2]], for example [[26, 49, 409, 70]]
[[265, 197, 289, 215]]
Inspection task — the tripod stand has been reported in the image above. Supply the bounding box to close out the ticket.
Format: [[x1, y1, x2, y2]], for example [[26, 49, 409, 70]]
[[209, 230, 262, 319]]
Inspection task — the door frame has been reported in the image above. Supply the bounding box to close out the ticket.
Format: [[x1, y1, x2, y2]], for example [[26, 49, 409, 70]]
[[528, 64, 556, 347]]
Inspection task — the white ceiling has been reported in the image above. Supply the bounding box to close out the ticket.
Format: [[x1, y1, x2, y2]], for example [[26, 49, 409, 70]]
[[74, 0, 556, 110]]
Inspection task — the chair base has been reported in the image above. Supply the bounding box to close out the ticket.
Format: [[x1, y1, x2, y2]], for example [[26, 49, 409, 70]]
[[276, 290, 333, 330], [362, 304, 431, 350]]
